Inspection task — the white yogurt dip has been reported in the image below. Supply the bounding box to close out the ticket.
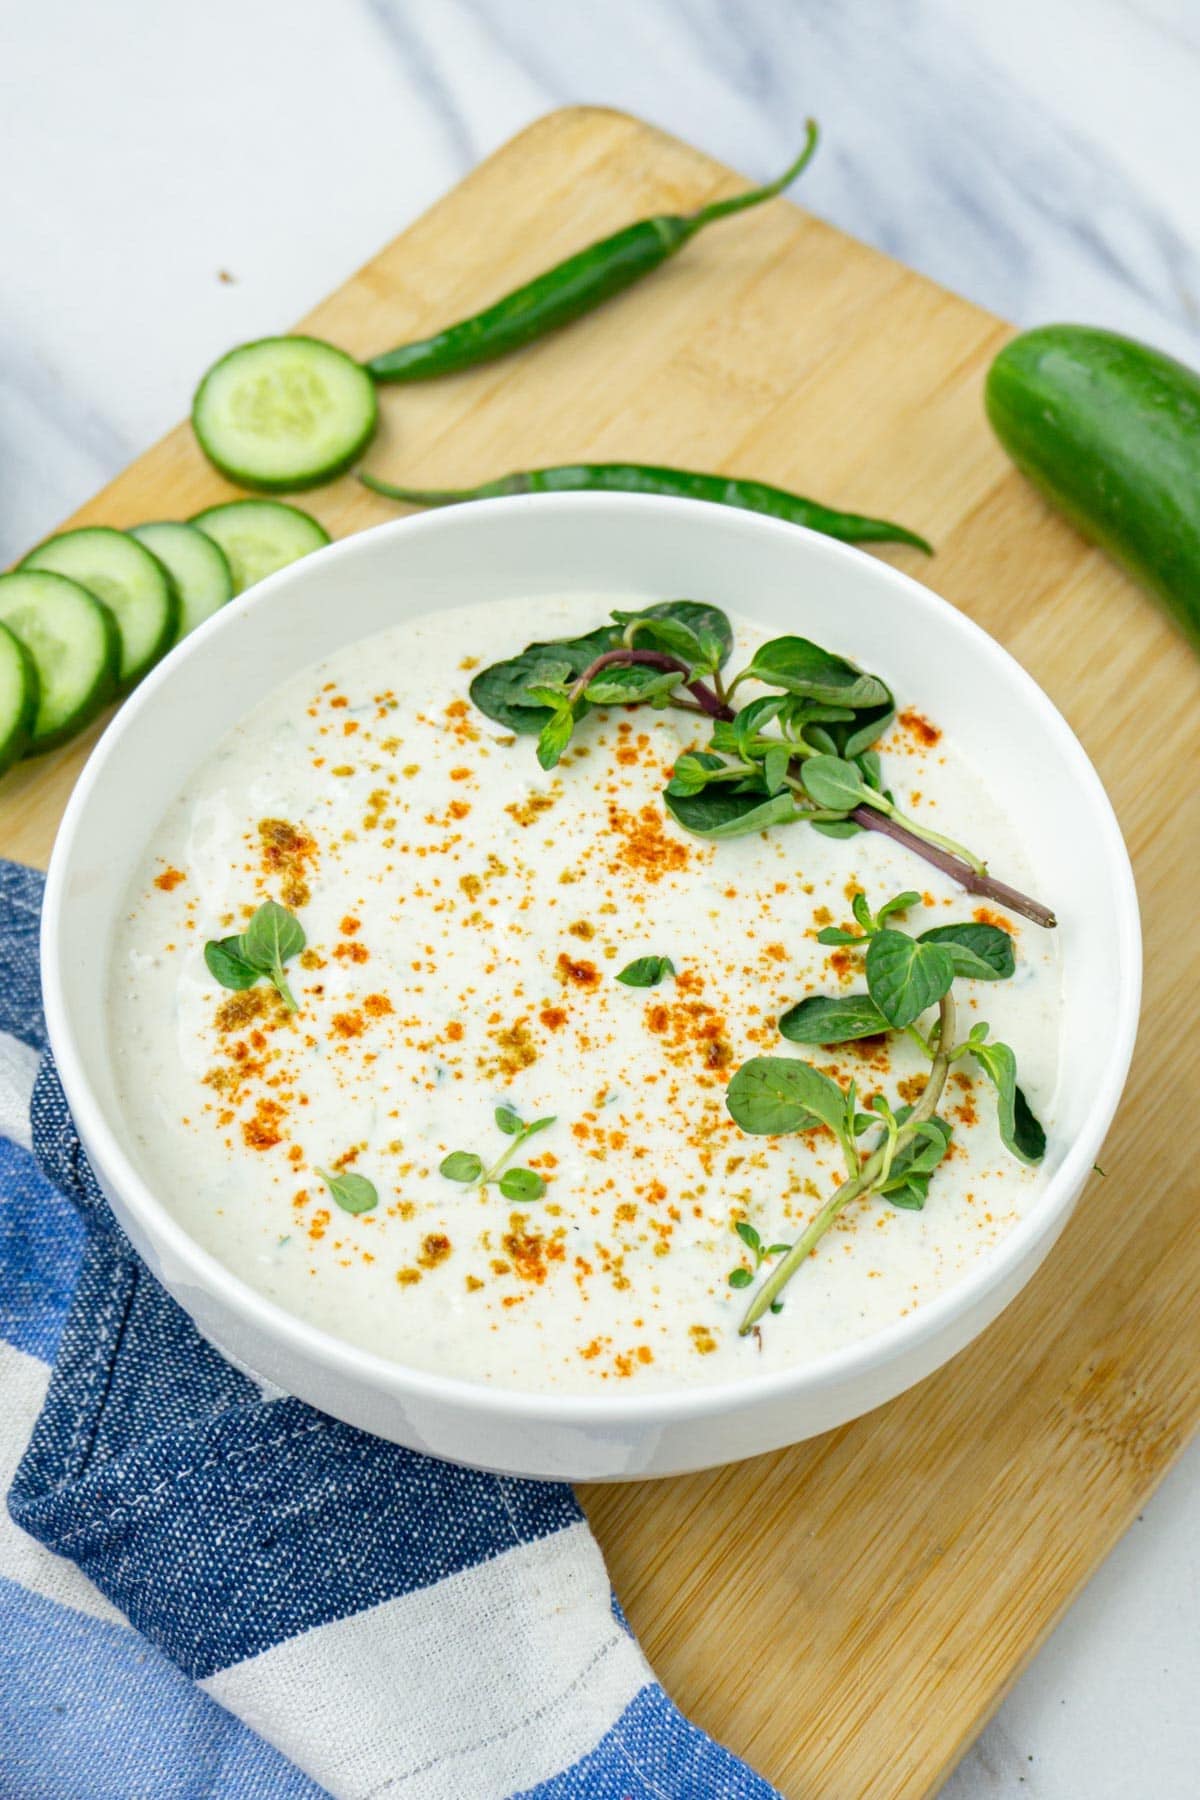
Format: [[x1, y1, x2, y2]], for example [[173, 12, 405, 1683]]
[[108, 593, 1061, 1394]]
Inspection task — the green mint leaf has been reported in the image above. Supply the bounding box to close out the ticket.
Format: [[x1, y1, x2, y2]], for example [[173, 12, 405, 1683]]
[[851, 891, 873, 930], [856, 750, 884, 793], [583, 665, 684, 705], [725, 1055, 847, 1137], [522, 1115, 557, 1139], [440, 1150, 484, 1182], [865, 929, 955, 1029], [470, 627, 621, 732], [881, 1114, 952, 1184], [239, 899, 305, 1011], [778, 992, 889, 1045], [494, 1106, 524, 1136], [883, 1180, 927, 1211], [536, 706, 574, 771], [970, 1042, 1046, 1163], [878, 1117, 953, 1210], [664, 750, 722, 798], [498, 1167, 546, 1201], [242, 899, 306, 974], [616, 955, 675, 988], [815, 926, 863, 946], [735, 1220, 762, 1253], [809, 819, 862, 840], [918, 921, 1015, 981], [767, 1243, 791, 1257], [738, 637, 891, 709], [317, 1167, 379, 1215], [706, 720, 740, 754], [803, 724, 838, 756], [761, 744, 791, 795], [630, 600, 734, 668], [728, 1266, 754, 1288], [733, 695, 787, 759], [621, 612, 706, 665], [523, 682, 573, 707], [1010, 1086, 1046, 1161], [204, 935, 260, 992], [876, 890, 922, 926], [800, 754, 871, 814], [664, 783, 797, 842], [784, 698, 856, 731], [833, 701, 896, 762]]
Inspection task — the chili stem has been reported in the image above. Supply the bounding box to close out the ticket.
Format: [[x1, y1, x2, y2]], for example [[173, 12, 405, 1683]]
[[685, 121, 819, 227]]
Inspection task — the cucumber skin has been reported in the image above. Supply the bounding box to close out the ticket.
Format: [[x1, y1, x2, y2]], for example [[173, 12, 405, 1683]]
[[192, 335, 379, 493], [0, 624, 39, 775], [985, 325, 1200, 650], [21, 526, 182, 690], [0, 571, 122, 754]]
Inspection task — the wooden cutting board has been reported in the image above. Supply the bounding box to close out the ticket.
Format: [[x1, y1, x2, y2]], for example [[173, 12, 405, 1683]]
[[3, 107, 1198, 1799]]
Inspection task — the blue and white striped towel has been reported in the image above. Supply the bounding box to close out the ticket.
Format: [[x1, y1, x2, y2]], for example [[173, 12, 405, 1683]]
[[0, 858, 776, 1799]]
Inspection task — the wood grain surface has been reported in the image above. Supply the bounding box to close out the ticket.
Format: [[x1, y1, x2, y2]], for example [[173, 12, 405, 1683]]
[[2, 107, 1197, 1799]]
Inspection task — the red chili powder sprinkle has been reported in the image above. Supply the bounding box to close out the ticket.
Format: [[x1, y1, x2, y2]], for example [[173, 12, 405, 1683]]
[[556, 953, 600, 990], [897, 708, 942, 747]]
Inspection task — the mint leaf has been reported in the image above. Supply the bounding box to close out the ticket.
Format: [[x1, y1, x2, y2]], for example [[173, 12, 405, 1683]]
[[865, 929, 955, 1028], [616, 955, 675, 988]]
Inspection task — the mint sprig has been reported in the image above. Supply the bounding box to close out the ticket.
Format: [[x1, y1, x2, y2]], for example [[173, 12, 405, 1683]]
[[439, 1106, 555, 1201], [205, 899, 306, 1011], [726, 889, 1046, 1333]]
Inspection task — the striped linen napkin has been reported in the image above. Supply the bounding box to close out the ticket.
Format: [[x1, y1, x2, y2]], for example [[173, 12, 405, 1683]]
[[0, 858, 775, 1800]]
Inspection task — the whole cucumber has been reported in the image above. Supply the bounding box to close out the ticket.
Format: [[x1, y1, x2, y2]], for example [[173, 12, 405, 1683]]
[[985, 324, 1200, 650]]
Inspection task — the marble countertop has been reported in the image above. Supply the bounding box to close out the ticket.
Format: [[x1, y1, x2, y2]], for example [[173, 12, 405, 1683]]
[[2, 1, 1197, 1793]]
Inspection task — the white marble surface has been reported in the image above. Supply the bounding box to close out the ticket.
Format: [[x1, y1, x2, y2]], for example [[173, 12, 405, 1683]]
[[1, 1, 1198, 1794]]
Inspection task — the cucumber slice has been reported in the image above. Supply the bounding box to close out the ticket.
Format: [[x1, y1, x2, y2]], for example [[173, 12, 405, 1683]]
[[0, 622, 39, 775], [131, 520, 234, 641], [22, 526, 180, 691], [191, 499, 331, 595], [0, 571, 120, 753], [192, 335, 378, 492]]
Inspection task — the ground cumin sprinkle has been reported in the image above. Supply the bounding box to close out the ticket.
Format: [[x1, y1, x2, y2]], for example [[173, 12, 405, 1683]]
[[258, 818, 318, 908]]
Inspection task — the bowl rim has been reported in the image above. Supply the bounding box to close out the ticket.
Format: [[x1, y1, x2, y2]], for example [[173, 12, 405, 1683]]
[[42, 492, 1142, 1426]]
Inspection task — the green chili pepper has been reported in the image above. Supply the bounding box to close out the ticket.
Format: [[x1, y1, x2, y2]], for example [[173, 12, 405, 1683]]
[[358, 460, 932, 553], [365, 123, 820, 385]]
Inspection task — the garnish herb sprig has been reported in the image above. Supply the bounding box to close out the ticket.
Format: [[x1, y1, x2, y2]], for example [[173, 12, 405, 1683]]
[[467, 600, 1055, 926], [728, 1221, 790, 1307], [204, 899, 306, 1011], [726, 890, 1046, 1331], [440, 1106, 556, 1201]]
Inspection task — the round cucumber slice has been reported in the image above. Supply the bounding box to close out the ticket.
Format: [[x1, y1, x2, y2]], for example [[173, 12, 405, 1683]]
[[0, 570, 120, 753], [22, 526, 180, 691], [0, 622, 39, 775], [131, 520, 234, 641], [192, 335, 378, 492], [191, 499, 331, 595]]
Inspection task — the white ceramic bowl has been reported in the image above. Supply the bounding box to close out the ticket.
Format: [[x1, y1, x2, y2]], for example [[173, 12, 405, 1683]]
[[42, 495, 1140, 1481]]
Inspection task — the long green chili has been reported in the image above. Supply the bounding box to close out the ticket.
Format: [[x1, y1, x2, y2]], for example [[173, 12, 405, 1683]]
[[365, 123, 820, 384], [358, 460, 932, 553]]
